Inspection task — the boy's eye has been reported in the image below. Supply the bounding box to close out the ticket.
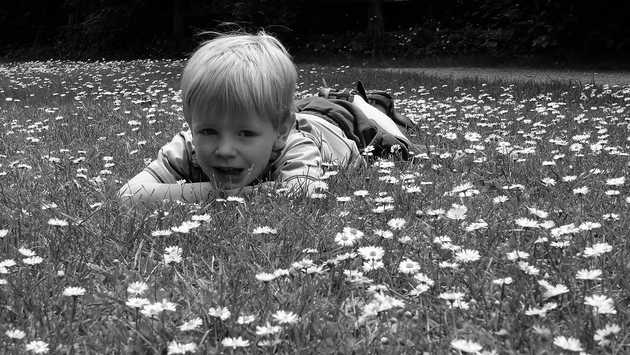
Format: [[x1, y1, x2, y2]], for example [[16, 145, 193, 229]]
[[198, 128, 216, 135], [239, 130, 258, 137]]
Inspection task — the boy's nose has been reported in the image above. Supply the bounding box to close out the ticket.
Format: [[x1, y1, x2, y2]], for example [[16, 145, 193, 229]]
[[214, 138, 237, 158]]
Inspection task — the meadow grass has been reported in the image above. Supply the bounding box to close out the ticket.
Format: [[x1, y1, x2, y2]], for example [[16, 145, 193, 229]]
[[0, 60, 629, 354]]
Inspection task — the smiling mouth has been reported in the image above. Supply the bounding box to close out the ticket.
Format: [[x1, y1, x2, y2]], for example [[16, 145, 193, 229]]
[[213, 167, 245, 176]]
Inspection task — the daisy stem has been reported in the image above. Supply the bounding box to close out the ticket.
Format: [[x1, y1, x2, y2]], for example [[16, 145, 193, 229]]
[[70, 296, 77, 323]]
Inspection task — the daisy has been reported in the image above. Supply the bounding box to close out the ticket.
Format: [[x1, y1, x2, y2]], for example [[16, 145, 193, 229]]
[[164, 246, 183, 264], [374, 196, 394, 204], [5, 328, 26, 339], [334, 231, 357, 247], [127, 281, 148, 295], [425, 208, 445, 216], [237, 314, 256, 324], [374, 229, 394, 239], [167, 341, 197, 354], [272, 310, 299, 324], [532, 325, 551, 336], [553, 336, 583, 352], [226, 196, 245, 203], [405, 275, 431, 293], [492, 277, 513, 286], [602, 213, 619, 221], [455, 249, 481, 263], [450, 299, 470, 310], [353, 190, 369, 197], [344, 269, 373, 284], [517, 261, 539, 276], [492, 195, 509, 204], [506, 250, 529, 261], [438, 292, 465, 301], [445, 204, 467, 220], [576, 269, 602, 280], [594, 323, 621, 346], [439, 261, 460, 269], [0, 259, 17, 268], [190, 214, 211, 222], [126, 297, 150, 308], [514, 217, 538, 228], [258, 339, 282, 347], [221, 336, 249, 349], [25, 340, 49, 354], [538, 220, 555, 229], [606, 176, 625, 186], [255, 322, 282, 336], [357, 246, 385, 260], [573, 186, 589, 195], [255, 272, 276, 282], [62, 286, 86, 297], [408, 283, 431, 296], [23, 256, 44, 265], [538, 280, 569, 299], [47, 218, 69, 227], [208, 306, 231, 320], [446, 182, 474, 196], [579, 221, 601, 231], [291, 258, 314, 270], [464, 220, 487, 232], [362, 259, 384, 272], [584, 294, 616, 314], [450, 339, 482, 353], [342, 227, 368, 242], [387, 218, 407, 230], [158, 299, 177, 312], [151, 230, 172, 237], [527, 207, 549, 218], [398, 235, 412, 243], [178, 317, 202, 331], [525, 302, 557, 317], [583, 242, 612, 257], [403, 185, 422, 193], [171, 221, 200, 234], [18, 247, 36, 257], [398, 259, 421, 274]]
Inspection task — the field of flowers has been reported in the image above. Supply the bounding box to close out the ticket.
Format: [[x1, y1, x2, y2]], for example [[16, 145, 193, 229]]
[[0, 60, 629, 354]]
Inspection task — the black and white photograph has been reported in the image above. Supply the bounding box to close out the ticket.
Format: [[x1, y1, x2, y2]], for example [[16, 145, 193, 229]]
[[1, 1, 629, 353]]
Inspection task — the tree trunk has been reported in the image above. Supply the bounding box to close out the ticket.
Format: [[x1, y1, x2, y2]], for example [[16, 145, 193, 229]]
[[367, 0, 385, 58]]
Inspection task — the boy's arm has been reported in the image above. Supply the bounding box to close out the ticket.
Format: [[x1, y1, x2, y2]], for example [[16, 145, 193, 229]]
[[118, 171, 214, 205], [274, 135, 325, 195]]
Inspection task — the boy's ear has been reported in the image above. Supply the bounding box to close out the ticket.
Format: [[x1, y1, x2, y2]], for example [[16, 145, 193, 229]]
[[273, 114, 295, 149]]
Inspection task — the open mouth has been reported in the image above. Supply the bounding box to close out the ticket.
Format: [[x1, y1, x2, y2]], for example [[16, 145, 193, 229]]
[[212, 166, 245, 177]]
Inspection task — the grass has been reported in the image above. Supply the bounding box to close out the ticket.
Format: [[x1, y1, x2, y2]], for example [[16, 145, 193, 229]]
[[1, 59, 629, 354]]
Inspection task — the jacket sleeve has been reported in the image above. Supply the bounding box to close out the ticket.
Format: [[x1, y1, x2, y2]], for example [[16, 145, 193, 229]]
[[272, 132, 324, 194], [144, 131, 194, 183]]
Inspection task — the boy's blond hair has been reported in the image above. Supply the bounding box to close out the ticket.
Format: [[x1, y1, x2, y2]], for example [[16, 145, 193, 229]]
[[181, 32, 297, 131]]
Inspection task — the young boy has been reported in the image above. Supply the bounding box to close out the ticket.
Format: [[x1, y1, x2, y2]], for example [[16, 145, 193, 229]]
[[119, 32, 415, 204]]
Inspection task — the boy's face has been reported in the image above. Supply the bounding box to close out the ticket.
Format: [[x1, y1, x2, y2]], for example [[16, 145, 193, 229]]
[[191, 109, 287, 190]]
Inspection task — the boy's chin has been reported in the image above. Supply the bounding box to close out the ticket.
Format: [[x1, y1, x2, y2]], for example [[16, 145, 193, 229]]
[[213, 177, 256, 192]]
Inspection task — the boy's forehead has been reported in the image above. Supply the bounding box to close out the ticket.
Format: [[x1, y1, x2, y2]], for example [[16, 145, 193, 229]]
[[191, 109, 268, 126]]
